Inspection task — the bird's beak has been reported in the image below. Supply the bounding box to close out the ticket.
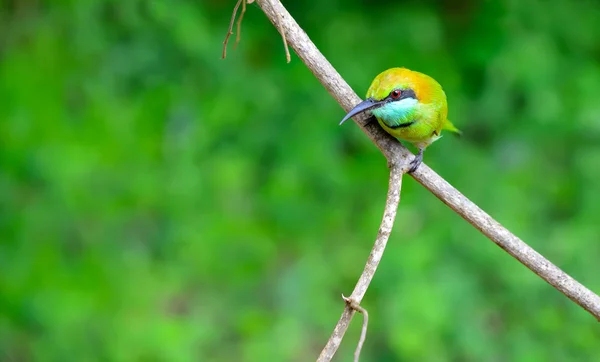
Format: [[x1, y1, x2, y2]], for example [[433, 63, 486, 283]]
[[339, 98, 384, 125]]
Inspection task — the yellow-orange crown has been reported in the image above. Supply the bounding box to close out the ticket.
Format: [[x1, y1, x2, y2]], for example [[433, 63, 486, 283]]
[[366, 67, 444, 105]]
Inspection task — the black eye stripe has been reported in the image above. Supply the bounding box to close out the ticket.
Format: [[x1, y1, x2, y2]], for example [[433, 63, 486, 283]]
[[387, 88, 417, 101]]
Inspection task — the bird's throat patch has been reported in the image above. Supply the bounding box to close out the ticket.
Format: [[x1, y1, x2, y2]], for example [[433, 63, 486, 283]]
[[371, 98, 418, 128]]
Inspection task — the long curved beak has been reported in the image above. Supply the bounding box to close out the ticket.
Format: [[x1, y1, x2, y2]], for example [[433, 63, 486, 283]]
[[339, 98, 384, 125]]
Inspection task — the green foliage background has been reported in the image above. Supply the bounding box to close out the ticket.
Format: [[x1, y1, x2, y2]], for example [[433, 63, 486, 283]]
[[2, 0, 600, 361]]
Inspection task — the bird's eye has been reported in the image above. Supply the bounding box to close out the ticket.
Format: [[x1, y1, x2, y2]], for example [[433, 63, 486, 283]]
[[390, 90, 401, 99]]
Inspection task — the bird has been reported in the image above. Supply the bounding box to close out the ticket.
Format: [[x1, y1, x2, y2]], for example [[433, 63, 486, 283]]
[[339, 67, 460, 173]]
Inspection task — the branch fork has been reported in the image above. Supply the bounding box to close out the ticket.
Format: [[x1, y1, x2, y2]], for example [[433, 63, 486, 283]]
[[342, 295, 369, 362]]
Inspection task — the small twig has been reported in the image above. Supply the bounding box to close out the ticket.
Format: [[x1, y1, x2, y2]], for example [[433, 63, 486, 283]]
[[317, 164, 403, 362], [224, 0, 289, 62], [234, 0, 247, 49], [222, 0, 243, 59], [274, 8, 291, 63], [342, 295, 369, 362]]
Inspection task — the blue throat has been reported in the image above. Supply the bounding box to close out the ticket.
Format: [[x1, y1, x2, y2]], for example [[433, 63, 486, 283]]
[[372, 98, 418, 127]]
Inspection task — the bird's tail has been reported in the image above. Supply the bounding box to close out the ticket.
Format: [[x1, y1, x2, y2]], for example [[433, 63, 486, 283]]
[[443, 119, 462, 137]]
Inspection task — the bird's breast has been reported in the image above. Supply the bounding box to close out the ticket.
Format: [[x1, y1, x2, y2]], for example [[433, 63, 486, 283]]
[[376, 104, 441, 145]]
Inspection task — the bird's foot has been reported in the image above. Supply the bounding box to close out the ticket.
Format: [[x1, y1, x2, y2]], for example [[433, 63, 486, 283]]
[[407, 149, 424, 174]]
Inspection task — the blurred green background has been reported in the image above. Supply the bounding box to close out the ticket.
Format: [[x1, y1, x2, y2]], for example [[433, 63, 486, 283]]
[[2, 0, 600, 361]]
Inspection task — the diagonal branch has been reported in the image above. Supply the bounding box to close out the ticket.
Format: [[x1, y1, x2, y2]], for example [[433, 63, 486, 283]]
[[317, 165, 402, 362], [249, 0, 600, 359]]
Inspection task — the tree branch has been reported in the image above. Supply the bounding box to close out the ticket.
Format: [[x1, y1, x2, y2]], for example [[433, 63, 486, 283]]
[[317, 164, 402, 362], [250, 0, 600, 359]]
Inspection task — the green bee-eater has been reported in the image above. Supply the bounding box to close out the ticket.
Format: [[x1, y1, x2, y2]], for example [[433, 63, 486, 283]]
[[340, 67, 460, 172]]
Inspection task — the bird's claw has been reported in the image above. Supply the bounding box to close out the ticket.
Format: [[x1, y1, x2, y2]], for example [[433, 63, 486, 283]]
[[407, 149, 424, 174]]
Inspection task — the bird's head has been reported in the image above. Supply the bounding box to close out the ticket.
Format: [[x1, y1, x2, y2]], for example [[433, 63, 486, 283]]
[[340, 67, 441, 126]]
